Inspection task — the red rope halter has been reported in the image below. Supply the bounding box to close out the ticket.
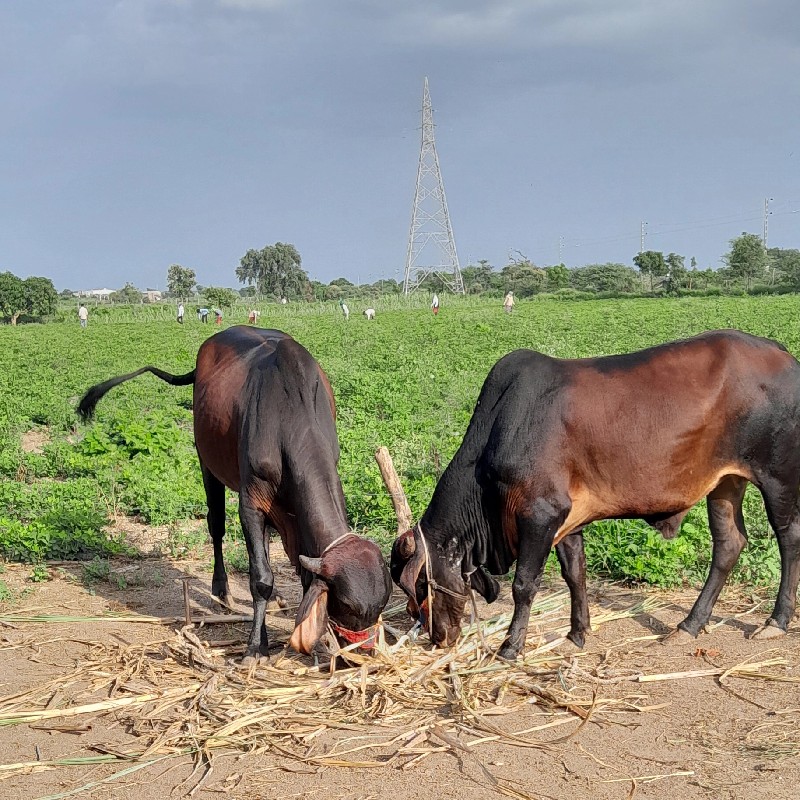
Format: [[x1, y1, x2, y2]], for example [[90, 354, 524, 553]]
[[329, 618, 382, 651]]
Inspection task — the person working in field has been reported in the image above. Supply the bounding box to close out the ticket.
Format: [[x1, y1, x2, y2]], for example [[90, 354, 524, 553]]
[[198, 307, 209, 323], [431, 293, 440, 315], [214, 309, 223, 326], [339, 298, 349, 321], [78, 304, 88, 328], [177, 303, 184, 324], [503, 291, 514, 314]]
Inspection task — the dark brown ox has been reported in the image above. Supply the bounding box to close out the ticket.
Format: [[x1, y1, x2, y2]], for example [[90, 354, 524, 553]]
[[79, 326, 391, 663], [391, 330, 800, 659]]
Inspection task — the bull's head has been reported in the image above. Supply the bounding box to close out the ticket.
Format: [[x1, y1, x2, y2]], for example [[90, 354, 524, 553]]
[[289, 536, 391, 655], [390, 525, 500, 647]]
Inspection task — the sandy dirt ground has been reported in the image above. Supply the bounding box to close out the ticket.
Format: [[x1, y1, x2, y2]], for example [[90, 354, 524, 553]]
[[0, 542, 799, 800]]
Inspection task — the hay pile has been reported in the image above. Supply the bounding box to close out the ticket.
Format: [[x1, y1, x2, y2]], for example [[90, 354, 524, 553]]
[[0, 590, 668, 797]]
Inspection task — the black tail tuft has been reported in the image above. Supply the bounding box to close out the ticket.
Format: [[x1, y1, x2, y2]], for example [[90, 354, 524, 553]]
[[77, 367, 196, 421]]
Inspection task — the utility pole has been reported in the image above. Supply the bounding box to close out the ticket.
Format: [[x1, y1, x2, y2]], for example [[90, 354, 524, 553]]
[[640, 221, 648, 254], [558, 235, 564, 263], [763, 197, 773, 248], [403, 77, 464, 295]]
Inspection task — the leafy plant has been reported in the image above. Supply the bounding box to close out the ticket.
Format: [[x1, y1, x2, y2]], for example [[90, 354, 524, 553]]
[[28, 564, 50, 583], [82, 558, 127, 589], [0, 294, 795, 591]]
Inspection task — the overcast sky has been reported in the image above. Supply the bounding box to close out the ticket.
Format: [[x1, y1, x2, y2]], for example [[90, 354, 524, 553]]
[[1, 0, 798, 291]]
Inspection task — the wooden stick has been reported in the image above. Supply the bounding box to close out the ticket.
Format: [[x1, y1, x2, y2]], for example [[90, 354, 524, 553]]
[[375, 446, 414, 534], [182, 577, 193, 627]]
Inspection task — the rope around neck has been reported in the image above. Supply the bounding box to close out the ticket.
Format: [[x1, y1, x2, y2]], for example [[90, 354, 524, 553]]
[[319, 531, 383, 651], [415, 523, 472, 642], [321, 531, 359, 556], [416, 522, 435, 637]]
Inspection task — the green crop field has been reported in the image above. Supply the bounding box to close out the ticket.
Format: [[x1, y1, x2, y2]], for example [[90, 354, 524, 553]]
[[2, 294, 798, 590]]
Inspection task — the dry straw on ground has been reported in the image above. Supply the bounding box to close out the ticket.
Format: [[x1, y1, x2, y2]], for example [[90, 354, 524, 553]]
[[0, 592, 655, 796], [1, 590, 797, 799]]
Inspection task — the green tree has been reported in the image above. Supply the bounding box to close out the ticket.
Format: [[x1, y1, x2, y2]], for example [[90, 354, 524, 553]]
[[362, 278, 400, 297], [768, 247, 800, 287], [461, 260, 496, 294], [571, 263, 639, 294], [633, 251, 667, 291], [204, 286, 238, 309], [725, 232, 767, 290], [22, 276, 58, 318], [166, 264, 197, 300], [544, 264, 570, 290], [112, 282, 142, 304], [0, 272, 57, 324], [0, 272, 25, 325], [236, 242, 309, 300], [664, 253, 686, 293], [501, 255, 545, 297], [310, 280, 327, 301]]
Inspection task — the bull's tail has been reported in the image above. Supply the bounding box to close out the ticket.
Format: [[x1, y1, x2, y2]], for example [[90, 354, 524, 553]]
[[77, 367, 196, 420]]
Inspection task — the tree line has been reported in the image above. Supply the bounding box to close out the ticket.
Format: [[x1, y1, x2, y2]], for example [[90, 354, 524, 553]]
[[5, 232, 799, 323], [162, 233, 797, 306]]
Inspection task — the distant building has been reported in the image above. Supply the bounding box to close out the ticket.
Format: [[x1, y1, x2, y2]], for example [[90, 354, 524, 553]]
[[73, 288, 115, 300], [142, 290, 162, 303]]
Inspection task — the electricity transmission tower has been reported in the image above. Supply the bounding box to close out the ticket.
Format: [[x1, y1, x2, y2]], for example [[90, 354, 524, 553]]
[[403, 78, 464, 295]]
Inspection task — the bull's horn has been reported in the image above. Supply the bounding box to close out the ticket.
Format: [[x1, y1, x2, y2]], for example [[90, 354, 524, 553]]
[[397, 529, 416, 559], [299, 555, 324, 574]]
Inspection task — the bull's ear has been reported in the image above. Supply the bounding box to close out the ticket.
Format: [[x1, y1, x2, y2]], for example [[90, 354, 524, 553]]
[[288, 579, 329, 654], [390, 528, 417, 585], [398, 549, 425, 600], [469, 567, 500, 604]]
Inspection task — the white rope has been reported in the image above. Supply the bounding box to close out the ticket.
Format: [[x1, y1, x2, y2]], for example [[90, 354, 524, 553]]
[[415, 522, 435, 638], [416, 522, 478, 646], [321, 531, 360, 555]]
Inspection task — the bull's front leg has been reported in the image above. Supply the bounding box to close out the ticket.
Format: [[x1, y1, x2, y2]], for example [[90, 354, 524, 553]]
[[498, 512, 557, 660], [239, 498, 273, 664]]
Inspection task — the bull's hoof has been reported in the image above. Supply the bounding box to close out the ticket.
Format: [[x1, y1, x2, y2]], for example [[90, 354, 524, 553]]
[[497, 643, 521, 661], [211, 580, 234, 610], [239, 651, 268, 668], [662, 627, 696, 645], [751, 621, 787, 641], [566, 629, 586, 650]]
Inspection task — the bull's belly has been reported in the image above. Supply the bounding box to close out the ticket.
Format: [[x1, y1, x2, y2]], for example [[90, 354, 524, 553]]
[[193, 415, 241, 493], [553, 463, 752, 544]]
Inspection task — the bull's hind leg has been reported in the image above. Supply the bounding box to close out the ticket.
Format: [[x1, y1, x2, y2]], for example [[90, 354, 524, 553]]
[[671, 476, 748, 640], [239, 496, 273, 664], [200, 463, 230, 607], [754, 486, 800, 639], [556, 529, 590, 648]]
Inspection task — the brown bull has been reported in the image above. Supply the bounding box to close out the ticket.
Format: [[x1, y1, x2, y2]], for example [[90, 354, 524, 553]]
[[79, 326, 391, 663], [391, 330, 800, 659]]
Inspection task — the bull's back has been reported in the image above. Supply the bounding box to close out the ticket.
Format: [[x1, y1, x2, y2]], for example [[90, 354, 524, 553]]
[[489, 331, 800, 534], [193, 327, 293, 491]]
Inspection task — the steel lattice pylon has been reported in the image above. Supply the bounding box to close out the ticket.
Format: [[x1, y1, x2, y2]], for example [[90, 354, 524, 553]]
[[403, 78, 464, 295]]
